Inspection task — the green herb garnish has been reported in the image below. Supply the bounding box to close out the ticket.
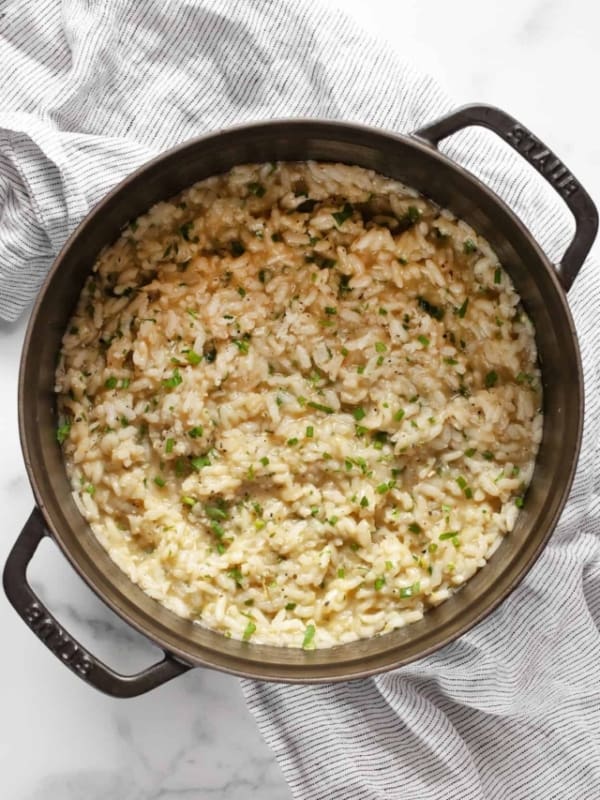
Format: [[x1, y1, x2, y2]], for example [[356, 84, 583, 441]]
[[485, 370, 498, 389], [56, 421, 71, 444], [243, 620, 256, 640], [227, 567, 244, 588], [332, 202, 353, 226], [248, 182, 265, 197], [191, 455, 210, 470], [417, 296, 444, 321], [162, 368, 183, 390], [302, 624, 316, 649], [456, 298, 469, 318], [307, 401, 334, 414]]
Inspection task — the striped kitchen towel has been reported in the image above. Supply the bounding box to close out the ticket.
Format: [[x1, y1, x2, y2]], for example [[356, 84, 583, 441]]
[[1, 1, 599, 798]]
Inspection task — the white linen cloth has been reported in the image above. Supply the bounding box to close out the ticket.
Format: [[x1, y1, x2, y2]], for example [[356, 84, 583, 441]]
[[1, 2, 599, 798]]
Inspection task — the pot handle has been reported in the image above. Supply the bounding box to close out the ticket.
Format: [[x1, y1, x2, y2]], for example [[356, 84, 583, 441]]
[[3, 508, 191, 698], [413, 103, 598, 291]]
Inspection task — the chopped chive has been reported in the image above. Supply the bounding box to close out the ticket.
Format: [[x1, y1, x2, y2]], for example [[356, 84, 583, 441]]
[[357, 365, 365, 375], [456, 476, 467, 490], [376, 483, 390, 494], [302, 624, 316, 649], [104, 376, 118, 389], [305, 426, 314, 438], [153, 476, 165, 488], [233, 338, 250, 354], [248, 181, 266, 197], [324, 306, 337, 315], [482, 450, 494, 461], [515, 496, 525, 508], [285, 602, 297, 611], [179, 222, 194, 241], [444, 357, 458, 365], [417, 296, 444, 321], [210, 520, 225, 538], [408, 522, 422, 534], [328, 516, 339, 526], [191, 455, 210, 470], [181, 495, 196, 507], [428, 542, 438, 553], [353, 407, 366, 421], [237, 286, 246, 298], [465, 448, 476, 457], [307, 401, 334, 414], [227, 567, 244, 588], [56, 421, 71, 444], [439, 531, 459, 540], [230, 240, 245, 257], [385, 561, 393, 571], [349, 542, 360, 551], [394, 408, 405, 422], [399, 582, 420, 598], [456, 298, 469, 318], [205, 505, 228, 520], [185, 349, 202, 365], [165, 438, 175, 453], [287, 437, 299, 446], [260, 456, 270, 466], [463, 238, 477, 254], [337, 568, 346, 579], [84, 484, 95, 496], [374, 576, 386, 591], [418, 335, 430, 347], [243, 620, 256, 640], [375, 341, 387, 353], [332, 202, 353, 226], [485, 370, 498, 389], [188, 426, 204, 438], [379, 307, 388, 316], [162, 368, 183, 390], [406, 205, 421, 223], [360, 496, 369, 508], [494, 267, 502, 284]]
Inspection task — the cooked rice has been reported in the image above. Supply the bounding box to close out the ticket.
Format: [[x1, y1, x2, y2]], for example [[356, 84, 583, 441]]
[[55, 161, 543, 649]]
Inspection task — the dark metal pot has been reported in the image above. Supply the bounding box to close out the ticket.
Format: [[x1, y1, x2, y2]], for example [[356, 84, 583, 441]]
[[4, 105, 597, 697]]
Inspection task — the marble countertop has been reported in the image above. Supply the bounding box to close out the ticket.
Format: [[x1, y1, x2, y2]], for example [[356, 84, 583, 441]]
[[1, 1, 598, 798]]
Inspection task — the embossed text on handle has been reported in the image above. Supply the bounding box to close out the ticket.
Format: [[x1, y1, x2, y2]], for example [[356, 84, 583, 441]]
[[24, 601, 94, 677], [506, 124, 579, 199]]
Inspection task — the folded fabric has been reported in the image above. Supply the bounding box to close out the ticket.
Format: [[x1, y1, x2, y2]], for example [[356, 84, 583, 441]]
[[1, 1, 598, 798]]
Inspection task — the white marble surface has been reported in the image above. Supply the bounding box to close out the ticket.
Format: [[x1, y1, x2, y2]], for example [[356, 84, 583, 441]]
[[1, 1, 598, 798]]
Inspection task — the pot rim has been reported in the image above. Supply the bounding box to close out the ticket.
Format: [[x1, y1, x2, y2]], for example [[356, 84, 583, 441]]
[[17, 116, 584, 682]]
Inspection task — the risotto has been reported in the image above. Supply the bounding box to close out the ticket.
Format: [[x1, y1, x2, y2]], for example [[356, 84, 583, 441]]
[[55, 162, 542, 649]]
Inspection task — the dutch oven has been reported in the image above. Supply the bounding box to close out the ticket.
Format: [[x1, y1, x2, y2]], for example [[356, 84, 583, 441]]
[[4, 105, 597, 696]]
